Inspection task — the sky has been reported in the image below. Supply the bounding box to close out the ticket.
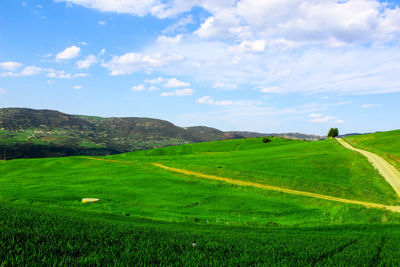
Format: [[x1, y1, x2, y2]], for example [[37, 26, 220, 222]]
[[1, 0, 400, 135]]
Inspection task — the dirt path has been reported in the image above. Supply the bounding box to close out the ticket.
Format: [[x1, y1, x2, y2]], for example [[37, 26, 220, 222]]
[[152, 163, 400, 213], [84, 157, 132, 164], [337, 138, 400, 197]]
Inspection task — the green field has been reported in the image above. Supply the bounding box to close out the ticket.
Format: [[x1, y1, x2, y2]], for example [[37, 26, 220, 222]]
[[1, 135, 400, 264], [344, 130, 400, 172]]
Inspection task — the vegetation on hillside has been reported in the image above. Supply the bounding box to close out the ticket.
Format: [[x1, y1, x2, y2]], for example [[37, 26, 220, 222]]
[[0, 108, 325, 159], [0, 108, 224, 159]]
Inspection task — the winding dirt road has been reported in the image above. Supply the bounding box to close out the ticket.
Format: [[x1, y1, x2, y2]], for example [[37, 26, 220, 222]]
[[152, 163, 400, 213], [336, 138, 400, 197]]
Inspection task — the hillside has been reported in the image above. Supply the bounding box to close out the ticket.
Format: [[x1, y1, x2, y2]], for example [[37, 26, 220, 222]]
[[1, 137, 398, 225], [344, 129, 400, 172], [0, 108, 323, 159], [185, 126, 243, 141], [1, 135, 400, 264], [0, 108, 237, 159]]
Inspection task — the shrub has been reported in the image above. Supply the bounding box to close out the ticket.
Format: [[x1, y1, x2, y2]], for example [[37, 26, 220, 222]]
[[262, 137, 271, 143]]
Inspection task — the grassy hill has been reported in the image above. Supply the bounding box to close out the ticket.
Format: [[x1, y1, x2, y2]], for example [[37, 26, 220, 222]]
[[0, 108, 324, 159], [1, 135, 400, 264], [344, 130, 400, 172]]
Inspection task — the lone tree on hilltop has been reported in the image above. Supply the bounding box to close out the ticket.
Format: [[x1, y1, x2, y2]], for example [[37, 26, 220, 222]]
[[327, 128, 339, 138]]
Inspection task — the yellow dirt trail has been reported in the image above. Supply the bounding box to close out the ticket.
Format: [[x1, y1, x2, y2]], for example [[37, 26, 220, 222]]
[[84, 157, 132, 164], [152, 163, 400, 213], [337, 138, 400, 197]]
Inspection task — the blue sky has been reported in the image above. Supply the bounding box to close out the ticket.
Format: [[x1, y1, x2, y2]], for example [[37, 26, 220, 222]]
[[1, 0, 400, 135]]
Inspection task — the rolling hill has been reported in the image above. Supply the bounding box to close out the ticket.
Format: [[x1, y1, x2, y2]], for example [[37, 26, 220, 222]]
[[344, 129, 400, 172], [1, 132, 400, 264], [0, 108, 323, 159]]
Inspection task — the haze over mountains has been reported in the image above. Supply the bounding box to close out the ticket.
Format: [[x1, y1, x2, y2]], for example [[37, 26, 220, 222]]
[[0, 108, 323, 159]]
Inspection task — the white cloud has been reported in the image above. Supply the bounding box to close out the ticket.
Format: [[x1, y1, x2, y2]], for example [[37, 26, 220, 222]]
[[259, 87, 281, 93], [142, 35, 400, 95], [309, 116, 336, 123], [20, 66, 43, 76], [56, 45, 81, 61], [131, 84, 146, 91], [164, 78, 190, 88], [131, 83, 159, 91], [198, 96, 213, 104], [233, 0, 400, 45], [0, 88, 6, 94], [76, 54, 97, 69], [0, 66, 43, 77], [99, 48, 106, 56], [229, 40, 266, 53], [53, 0, 400, 97], [46, 69, 87, 79], [194, 10, 242, 39], [213, 82, 237, 90], [0, 61, 23, 71], [98, 20, 106, 26], [149, 85, 159, 91], [47, 70, 71, 79], [162, 15, 194, 34], [73, 85, 82, 90], [55, 0, 161, 17], [309, 113, 324, 118], [101, 52, 184, 75], [197, 96, 253, 106], [145, 77, 164, 84], [73, 73, 88, 78], [157, 34, 182, 44], [308, 113, 343, 124], [54, 0, 400, 45], [361, 104, 379, 108], [161, 88, 194, 96]]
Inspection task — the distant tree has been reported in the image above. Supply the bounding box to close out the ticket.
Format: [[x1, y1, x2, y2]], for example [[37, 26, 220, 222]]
[[327, 128, 339, 137], [262, 137, 271, 143]]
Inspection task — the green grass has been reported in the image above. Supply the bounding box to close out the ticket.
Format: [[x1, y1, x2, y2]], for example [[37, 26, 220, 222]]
[[0, 137, 398, 227], [1, 136, 400, 265], [123, 137, 398, 205], [2, 201, 400, 266], [344, 129, 400, 172], [2, 154, 397, 227]]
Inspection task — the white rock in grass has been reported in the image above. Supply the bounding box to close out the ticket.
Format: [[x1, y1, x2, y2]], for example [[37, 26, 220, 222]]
[[82, 198, 99, 203]]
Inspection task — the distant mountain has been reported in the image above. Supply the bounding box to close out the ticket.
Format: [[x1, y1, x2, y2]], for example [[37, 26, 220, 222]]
[[229, 131, 324, 141], [0, 108, 323, 159], [185, 126, 243, 142]]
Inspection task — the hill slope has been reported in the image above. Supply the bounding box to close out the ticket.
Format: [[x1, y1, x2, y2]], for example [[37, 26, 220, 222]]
[[0, 108, 324, 159], [1, 135, 400, 264], [0, 108, 237, 159], [344, 129, 400, 172], [1, 137, 398, 226]]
